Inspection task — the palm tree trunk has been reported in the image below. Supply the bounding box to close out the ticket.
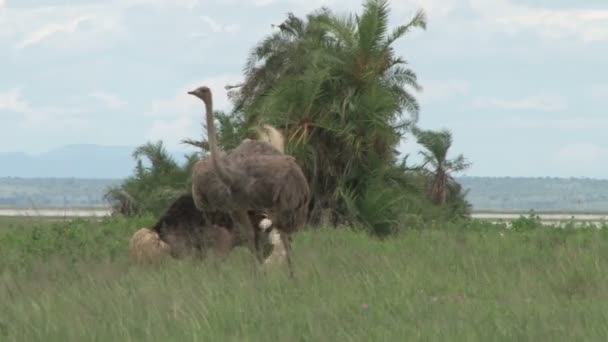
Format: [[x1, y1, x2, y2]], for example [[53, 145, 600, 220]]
[[431, 169, 447, 206]]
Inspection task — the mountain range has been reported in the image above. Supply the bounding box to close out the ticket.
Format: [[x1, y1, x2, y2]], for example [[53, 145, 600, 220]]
[[0, 144, 193, 178]]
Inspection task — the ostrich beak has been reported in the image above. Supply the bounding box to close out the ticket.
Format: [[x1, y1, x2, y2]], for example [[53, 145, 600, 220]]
[[187, 90, 196, 95]]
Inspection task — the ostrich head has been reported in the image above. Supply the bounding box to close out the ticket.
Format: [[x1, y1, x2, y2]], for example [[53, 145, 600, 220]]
[[187, 86, 212, 103]]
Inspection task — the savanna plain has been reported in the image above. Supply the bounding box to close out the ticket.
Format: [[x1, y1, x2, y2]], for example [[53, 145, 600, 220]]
[[1, 215, 607, 341]]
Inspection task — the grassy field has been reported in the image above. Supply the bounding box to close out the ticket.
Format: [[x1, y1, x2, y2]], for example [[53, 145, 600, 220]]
[[1, 216, 608, 341]]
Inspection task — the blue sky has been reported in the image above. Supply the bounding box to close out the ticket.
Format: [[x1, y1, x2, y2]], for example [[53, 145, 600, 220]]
[[1, 0, 607, 178]]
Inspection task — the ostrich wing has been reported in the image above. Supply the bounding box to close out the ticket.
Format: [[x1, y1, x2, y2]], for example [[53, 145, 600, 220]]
[[228, 140, 283, 160], [233, 154, 310, 213], [191, 157, 235, 211]]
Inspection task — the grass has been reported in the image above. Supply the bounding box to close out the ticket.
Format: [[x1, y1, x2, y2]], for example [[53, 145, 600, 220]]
[[1, 215, 608, 341]]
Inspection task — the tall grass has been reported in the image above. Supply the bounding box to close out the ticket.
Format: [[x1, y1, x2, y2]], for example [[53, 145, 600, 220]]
[[1, 216, 608, 341]]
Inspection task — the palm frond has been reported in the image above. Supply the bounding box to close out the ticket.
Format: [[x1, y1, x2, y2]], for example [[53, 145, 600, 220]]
[[385, 8, 427, 47], [357, 0, 390, 53]]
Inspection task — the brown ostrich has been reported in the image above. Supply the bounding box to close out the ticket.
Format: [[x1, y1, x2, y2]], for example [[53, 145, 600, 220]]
[[127, 190, 285, 266], [188, 85, 310, 275], [150, 192, 234, 260], [228, 124, 285, 160]]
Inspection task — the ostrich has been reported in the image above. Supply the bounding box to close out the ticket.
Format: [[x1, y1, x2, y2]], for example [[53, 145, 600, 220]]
[[151, 192, 234, 259], [188, 85, 310, 275], [129, 227, 171, 265], [129, 193, 283, 265], [228, 124, 285, 159], [256, 124, 285, 154]]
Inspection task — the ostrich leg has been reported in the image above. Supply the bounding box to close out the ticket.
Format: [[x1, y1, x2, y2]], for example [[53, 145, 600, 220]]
[[231, 210, 264, 264], [280, 232, 295, 278]]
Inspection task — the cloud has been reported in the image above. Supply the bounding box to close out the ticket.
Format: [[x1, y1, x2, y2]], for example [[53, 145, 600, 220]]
[[253, 0, 276, 6], [554, 142, 605, 165], [590, 84, 608, 98], [149, 74, 243, 117], [21, 107, 86, 128], [1, 3, 129, 52], [469, 0, 608, 43], [146, 74, 243, 146], [0, 88, 84, 128], [503, 116, 608, 130], [89, 91, 127, 110], [15, 15, 90, 49], [129, 0, 199, 9], [0, 88, 29, 113], [146, 116, 197, 149], [200, 15, 240, 34], [1, 0, 195, 51], [419, 79, 470, 103], [393, 0, 462, 19], [472, 95, 565, 112]]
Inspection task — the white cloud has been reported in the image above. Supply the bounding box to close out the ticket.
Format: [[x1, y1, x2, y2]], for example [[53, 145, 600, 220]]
[[591, 84, 608, 98], [129, 0, 199, 9], [472, 95, 565, 112], [15, 15, 90, 49], [554, 142, 605, 165], [503, 116, 608, 130], [146, 116, 197, 149], [393, 0, 461, 19], [469, 0, 608, 43], [419, 79, 470, 103], [2, 0, 201, 51], [20, 107, 86, 128], [0, 88, 29, 113], [201, 15, 240, 34], [89, 91, 127, 110], [253, 0, 276, 6], [146, 74, 242, 146], [1, 3, 128, 51], [0, 88, 84, 128], [149, 73, 243, 117]]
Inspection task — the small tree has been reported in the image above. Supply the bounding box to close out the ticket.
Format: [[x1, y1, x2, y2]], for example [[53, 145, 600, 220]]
[[413, 127, 471, 206], [104, 141, 196, 216]]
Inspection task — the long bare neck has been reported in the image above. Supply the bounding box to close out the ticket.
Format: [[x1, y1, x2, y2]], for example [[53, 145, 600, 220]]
[[204, 95, 233, 185], [205, 96, 219, 158]]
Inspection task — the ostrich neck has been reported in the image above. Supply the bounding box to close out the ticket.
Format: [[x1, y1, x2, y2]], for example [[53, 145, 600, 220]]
[[205, 98, 219, 157], [204, 96, 234, 186]]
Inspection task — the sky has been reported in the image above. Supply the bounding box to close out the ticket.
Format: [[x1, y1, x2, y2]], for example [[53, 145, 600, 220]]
[[0, 0, 607, 178]]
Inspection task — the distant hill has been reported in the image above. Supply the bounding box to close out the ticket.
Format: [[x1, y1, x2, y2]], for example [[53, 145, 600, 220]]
[[1, 175, 608, 212], [0, 144, 194, 179], [0, 143, 195, 208], [0, 177, 122, 208], [457, 176, 608, 212]]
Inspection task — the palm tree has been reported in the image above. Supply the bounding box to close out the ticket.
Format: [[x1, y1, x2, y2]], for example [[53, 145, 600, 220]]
[[104, 141, 198, 216], [132, 141, 180, 175], [181, 110, 247, 154], [230, 0, 428, 228], [412, 127, 471, 206], [232, 8, 334, 116]]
